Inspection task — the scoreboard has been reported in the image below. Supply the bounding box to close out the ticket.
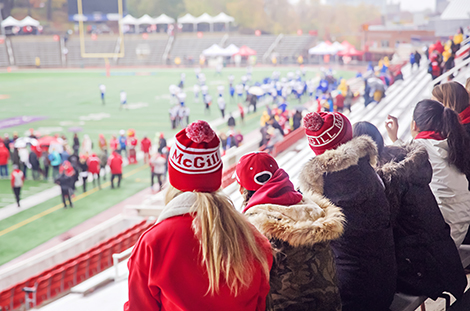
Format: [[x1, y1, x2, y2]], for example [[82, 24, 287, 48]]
[[67, 0, 127, 22]]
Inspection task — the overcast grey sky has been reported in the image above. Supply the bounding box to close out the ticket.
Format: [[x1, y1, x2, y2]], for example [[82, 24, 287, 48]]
[[389, 0, 436, 12], [313, 0, 438, 12]]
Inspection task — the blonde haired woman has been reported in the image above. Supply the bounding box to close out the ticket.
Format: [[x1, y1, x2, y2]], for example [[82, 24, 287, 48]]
[[124, 120, 272, 311]]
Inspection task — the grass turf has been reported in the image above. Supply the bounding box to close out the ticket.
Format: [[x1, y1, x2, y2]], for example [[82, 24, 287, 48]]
[[0, 163, 151, 266], [0, 66, 356, 266], [0, 67, 355, 142]]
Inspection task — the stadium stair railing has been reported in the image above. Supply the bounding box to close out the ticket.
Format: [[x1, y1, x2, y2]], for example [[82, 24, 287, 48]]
[[0, 220, 153, 310]]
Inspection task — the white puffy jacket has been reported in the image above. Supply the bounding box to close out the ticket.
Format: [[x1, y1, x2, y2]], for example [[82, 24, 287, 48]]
[[415, 138, 470, 246]]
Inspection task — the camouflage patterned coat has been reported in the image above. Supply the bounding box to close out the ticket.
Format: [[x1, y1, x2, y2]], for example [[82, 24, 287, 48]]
[[245, 193, 344, 311]]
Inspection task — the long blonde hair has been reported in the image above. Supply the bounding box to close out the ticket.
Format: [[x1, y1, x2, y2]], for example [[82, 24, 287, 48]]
[[165, 185, 270, 296]]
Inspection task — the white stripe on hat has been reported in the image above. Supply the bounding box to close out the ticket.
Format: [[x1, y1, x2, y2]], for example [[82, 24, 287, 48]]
[[169, 143, 222, 175]]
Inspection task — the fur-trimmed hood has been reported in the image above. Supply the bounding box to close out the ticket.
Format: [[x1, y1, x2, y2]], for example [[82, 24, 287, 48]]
[[377, 142, 432, 186], [298, 136, 378, 195], [244, 193, 344, 247]]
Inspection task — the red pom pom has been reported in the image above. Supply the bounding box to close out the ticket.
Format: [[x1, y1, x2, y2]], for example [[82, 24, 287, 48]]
[[186, 120, 216, 143], [303, 112, 324, 132]]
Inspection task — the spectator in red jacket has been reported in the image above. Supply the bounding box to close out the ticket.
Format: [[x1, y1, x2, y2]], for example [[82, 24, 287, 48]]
[[335, 91, 345, 113], [108, 150, 123, 189], [124, 121, 272, 311], [109, 135, 118, 152], [11, 165, 24, 207], [87, 153, 101, 189], [0, 143, 10, 178], [140, 135, 152, 164]]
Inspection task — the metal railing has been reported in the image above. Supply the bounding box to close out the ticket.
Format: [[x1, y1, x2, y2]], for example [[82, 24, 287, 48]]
[[263, 33, 283, 63], [219, 33, 229, 47], [162, 35, 174, 63], [112, 247, 133, 281], [432, 54, 470, 85]]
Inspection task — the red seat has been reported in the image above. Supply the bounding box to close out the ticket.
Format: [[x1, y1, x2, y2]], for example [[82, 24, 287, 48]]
[[111, 237, 125, 254], [62, 262, 78, 291], [121, 232, 134, 251], [0, 286, 14, 311], [11, 280, 29, 310], [34, 275, 52, 307], [98, 246, 113, 271], [75, 255, 90, 284], [88, 249, 102, 278], [49, 267, 65, 300]]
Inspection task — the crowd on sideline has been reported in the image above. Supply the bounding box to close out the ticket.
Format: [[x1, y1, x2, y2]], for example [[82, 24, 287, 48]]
[[0, 129, 169, 207], [125, 78, 470, 311]]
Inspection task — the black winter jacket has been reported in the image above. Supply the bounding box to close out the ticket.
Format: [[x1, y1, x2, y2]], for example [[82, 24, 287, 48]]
[[377, 143, 467, 300], [299, 136, 396, 311]]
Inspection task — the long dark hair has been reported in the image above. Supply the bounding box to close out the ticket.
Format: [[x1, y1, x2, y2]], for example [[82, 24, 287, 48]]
[[432, 81, 469, 114], [352, 121, 384, 157], [413, 99, 470, 175]]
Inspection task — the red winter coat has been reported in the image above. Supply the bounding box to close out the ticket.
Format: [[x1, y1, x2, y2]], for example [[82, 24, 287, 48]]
[[87, 155, 100, 174], [0, 144, 9, 165], [11, 169, 24, 188], [125, 193, 272, 311], [110, 138, 118, 151], [140, 138, 151, 153], [108, 152, 123, 174]]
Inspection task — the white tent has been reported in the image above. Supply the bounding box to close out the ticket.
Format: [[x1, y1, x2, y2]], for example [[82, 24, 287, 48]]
[[202, 44, 227, 57], [308, 42, 337, 55], [223, 44, 239, 56], [196, 13, 214, 31], [1, 16, 21, 27], [19, 16, 40, 27], [331, 41, 345, 52], [178, 13, 198, 24], [154, 14, 175, 24], [195, 13, 214, 24], [138, 14, 155, 25], [212, 12, 234, 23], [121, 14, 139, 25]]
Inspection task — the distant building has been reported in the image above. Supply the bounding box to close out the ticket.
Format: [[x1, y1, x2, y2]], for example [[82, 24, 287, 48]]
[[428, 0, 470, 36], [362, 24, 436, 60], [436, 0, 449, 15]]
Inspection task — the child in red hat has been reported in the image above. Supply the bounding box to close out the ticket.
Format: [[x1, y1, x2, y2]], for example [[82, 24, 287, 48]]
[[125, 120, 273, 311], [236, 151, 344, 310], [299, 112, 396, 311]]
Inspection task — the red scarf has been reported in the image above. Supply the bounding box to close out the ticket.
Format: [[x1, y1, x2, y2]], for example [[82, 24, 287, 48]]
[[243, 169, 303, 213], [415, 131, 445, 140], [459, 106, 470, 125]]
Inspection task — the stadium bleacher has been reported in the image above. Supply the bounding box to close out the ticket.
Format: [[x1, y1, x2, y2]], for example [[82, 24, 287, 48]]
[[66, 37, 117, 67], [10, 37, 61, 67], [0, 42, 9, 67], [169, 35, 223, 61], [116, 34, 168, 66], [224, 35, 277, 58], [0, 33, 319, 67], [274, 35, 314, 61]]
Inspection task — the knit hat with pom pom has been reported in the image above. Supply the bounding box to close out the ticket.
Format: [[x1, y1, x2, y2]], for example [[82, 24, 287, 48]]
[[303, 112, 352, 155], [168, 120, 222, 192]]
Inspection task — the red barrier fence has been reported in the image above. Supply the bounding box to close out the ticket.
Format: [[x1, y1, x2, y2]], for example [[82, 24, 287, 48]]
[[271, 126, 305, 157], [0, 220, 153, 310]]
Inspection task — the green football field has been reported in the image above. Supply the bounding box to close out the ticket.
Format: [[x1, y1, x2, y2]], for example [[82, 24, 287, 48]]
[[0, 66, 355, 141], [0, 66, 356, 267]]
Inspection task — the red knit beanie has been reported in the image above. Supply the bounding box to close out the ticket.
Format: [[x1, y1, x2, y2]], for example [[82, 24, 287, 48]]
[[303, 112, 352, 155], [168, 120, 222, 192]]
